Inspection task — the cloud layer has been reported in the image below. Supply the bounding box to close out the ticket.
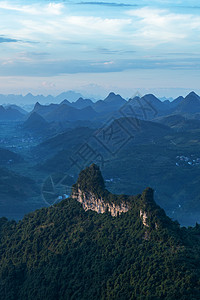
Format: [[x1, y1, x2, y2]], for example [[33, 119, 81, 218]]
[[0, 0, 200, 95]]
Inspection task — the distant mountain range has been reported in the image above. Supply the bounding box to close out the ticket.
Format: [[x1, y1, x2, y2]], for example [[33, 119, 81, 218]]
[[0, 105, 25, 121], [1, 91, 200, 124], [0, 91, 83, 106], [29, 91, 200, 124], [4, 104, 27, 115], [175, 91, 200, 114]]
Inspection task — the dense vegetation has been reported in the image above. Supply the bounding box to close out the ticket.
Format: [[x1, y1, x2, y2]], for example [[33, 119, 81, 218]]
[[0, 165, 200, 299]]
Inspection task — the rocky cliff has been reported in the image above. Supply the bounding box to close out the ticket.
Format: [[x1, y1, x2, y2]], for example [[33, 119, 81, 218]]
[[72, 164, 168, 230], [72, 188, 130, 216], [72, 164, 131, 216]]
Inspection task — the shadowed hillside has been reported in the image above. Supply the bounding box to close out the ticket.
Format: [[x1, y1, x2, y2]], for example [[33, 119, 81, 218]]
[[0, 164, 200, 299]]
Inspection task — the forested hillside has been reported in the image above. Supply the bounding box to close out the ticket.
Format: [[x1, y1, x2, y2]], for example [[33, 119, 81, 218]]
[[0, 165, 200, 299]]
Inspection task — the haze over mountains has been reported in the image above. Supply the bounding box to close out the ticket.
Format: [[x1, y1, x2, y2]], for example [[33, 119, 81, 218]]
[[0, 105, 25, 121], [0, 90, 200, 225], [19, 91, 200, 136], [0, 90, 199, 123], [0, 91, 83, 106], [0, 90, 200, 298], [1, 90, 200, 123]]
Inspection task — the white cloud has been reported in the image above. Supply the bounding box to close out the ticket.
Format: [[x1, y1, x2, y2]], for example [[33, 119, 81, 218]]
[[0, 2, 64, 15], [46, 3, 64, 15], [66, 16, 131, 36], [0, 1, 200, 88], [17, 16, 131, 43], [126, 7, 200, 46], [2, 2, 200, 51], [91, 61, 114, 66], [2, 59, 13, 66], [0, 2, 132, 46]]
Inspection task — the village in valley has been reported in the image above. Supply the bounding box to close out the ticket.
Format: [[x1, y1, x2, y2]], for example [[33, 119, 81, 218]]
[[176, 155, 200, 167]]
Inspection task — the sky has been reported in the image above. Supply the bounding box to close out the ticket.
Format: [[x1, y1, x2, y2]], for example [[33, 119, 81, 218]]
[[0, 0, 200, 99]]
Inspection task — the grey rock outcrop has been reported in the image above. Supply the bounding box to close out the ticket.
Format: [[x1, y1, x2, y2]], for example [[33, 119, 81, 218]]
[[72, 188, 130, 217]]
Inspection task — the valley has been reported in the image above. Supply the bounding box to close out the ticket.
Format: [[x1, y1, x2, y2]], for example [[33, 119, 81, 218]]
[[0, 91, 200, 226]]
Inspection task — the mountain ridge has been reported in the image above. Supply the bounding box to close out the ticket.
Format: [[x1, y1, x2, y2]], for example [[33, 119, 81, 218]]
[[9, 90, 200, 127], [72, 164, 174, 229], [0, 105, 25, 121], [0, 164, 200, 299]]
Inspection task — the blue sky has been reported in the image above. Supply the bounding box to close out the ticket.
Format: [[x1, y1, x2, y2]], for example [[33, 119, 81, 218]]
[[0, 0, 200, 98]]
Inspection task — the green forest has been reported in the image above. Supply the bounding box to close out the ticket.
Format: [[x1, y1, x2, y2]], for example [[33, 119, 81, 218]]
[[0, 164, 200, 299]]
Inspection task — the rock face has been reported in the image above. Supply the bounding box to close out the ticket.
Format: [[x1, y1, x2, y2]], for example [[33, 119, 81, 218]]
[[72, 188, 130, 217], [138, 187, 162, 230], [72, 164, 130, 216], [140, 210, 149, 227], [72, 164, 165, 229]]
